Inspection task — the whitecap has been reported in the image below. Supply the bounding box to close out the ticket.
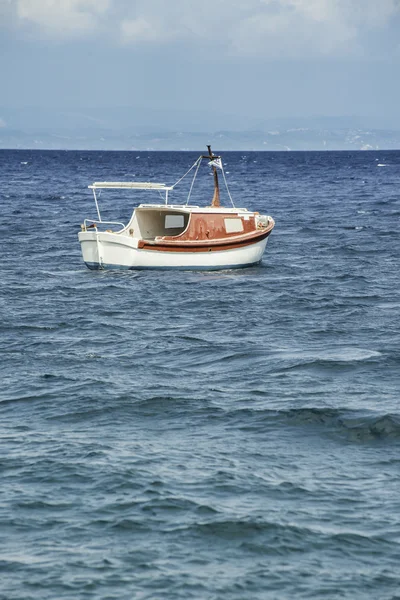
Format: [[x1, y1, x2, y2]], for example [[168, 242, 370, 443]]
[[21, 161, 28, 165], [377, 163, 387, 167], [318, 348, 382, 362], [279, 347, 382, 363]]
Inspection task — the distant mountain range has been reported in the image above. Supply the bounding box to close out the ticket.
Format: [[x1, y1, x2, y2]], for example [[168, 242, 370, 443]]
[[1, 107, 399, 150]]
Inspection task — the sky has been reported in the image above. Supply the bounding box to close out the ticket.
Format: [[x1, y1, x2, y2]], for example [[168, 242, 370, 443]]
[[1, 0, 400, 131]]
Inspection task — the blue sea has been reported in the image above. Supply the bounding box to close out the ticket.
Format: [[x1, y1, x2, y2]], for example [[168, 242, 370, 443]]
[[1, 149, 399, 600]]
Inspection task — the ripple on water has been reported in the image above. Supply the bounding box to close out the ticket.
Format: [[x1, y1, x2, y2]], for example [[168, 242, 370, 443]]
[[1, 149, 400, 600]]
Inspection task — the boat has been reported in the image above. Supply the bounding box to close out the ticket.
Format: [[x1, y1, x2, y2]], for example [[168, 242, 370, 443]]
[[78, 146, 275, 270]]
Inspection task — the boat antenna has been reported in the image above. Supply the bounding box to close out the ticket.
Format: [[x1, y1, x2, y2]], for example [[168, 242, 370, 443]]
[[203, 145, 220, 208]]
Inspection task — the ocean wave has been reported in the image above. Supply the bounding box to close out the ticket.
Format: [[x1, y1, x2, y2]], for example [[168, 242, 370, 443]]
[[263, 347, 384, 375], [227, 407, 400, 441], [280, 347, 382, 365], [1, 149, 400, 600], [169, 517, 388, 555]]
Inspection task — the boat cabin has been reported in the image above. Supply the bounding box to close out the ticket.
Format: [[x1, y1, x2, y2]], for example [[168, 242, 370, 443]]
[[131, 206, 191, 241]]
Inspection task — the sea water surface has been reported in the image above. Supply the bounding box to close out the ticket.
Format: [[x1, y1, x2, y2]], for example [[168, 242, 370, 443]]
[[1, 149, 399, 599]]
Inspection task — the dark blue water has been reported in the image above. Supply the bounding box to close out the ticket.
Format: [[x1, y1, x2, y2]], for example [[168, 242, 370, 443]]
[[1, 149, 400, 599]]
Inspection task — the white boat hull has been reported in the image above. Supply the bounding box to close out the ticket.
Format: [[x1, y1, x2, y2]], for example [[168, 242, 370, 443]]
[[79, 231, 270, 270]]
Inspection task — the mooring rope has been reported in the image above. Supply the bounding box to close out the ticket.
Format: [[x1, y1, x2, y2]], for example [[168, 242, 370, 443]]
[[186, 156, 202, 205], [172, 156, 202, 189], [221, 163, 236, 208]]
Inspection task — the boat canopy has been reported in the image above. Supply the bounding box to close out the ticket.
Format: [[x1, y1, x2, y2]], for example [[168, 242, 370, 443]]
[[88, 182, 174, 191]]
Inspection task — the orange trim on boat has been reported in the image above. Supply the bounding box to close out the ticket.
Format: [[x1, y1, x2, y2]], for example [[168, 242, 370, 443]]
[[138, 227, 272, 253]]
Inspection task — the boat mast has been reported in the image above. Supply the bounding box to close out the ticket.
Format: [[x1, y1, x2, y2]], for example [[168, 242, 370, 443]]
[[205, 144, 220, 208]]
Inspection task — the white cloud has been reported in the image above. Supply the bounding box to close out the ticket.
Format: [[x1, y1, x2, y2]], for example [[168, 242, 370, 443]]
[[7, 0, 400, 56], [119, 1, 230, 45], [118, 0, 400, 57], [233, 1, 359, 57], [121, 17, 164, 44], [16, 0, 110, 37], [260, 0, 399, 27]]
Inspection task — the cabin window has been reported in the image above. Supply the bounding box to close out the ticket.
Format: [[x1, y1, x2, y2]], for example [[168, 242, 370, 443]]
[[224, 218, 244, 233], [165, 215, 184, 229]]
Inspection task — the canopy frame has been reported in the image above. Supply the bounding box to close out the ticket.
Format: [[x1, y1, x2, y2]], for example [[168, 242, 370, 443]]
[[88, 182, 174, 222], [88, 182, 173, 190]]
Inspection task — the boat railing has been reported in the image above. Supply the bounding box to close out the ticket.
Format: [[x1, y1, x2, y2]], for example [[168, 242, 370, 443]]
[[83, 219, 126, 232]]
